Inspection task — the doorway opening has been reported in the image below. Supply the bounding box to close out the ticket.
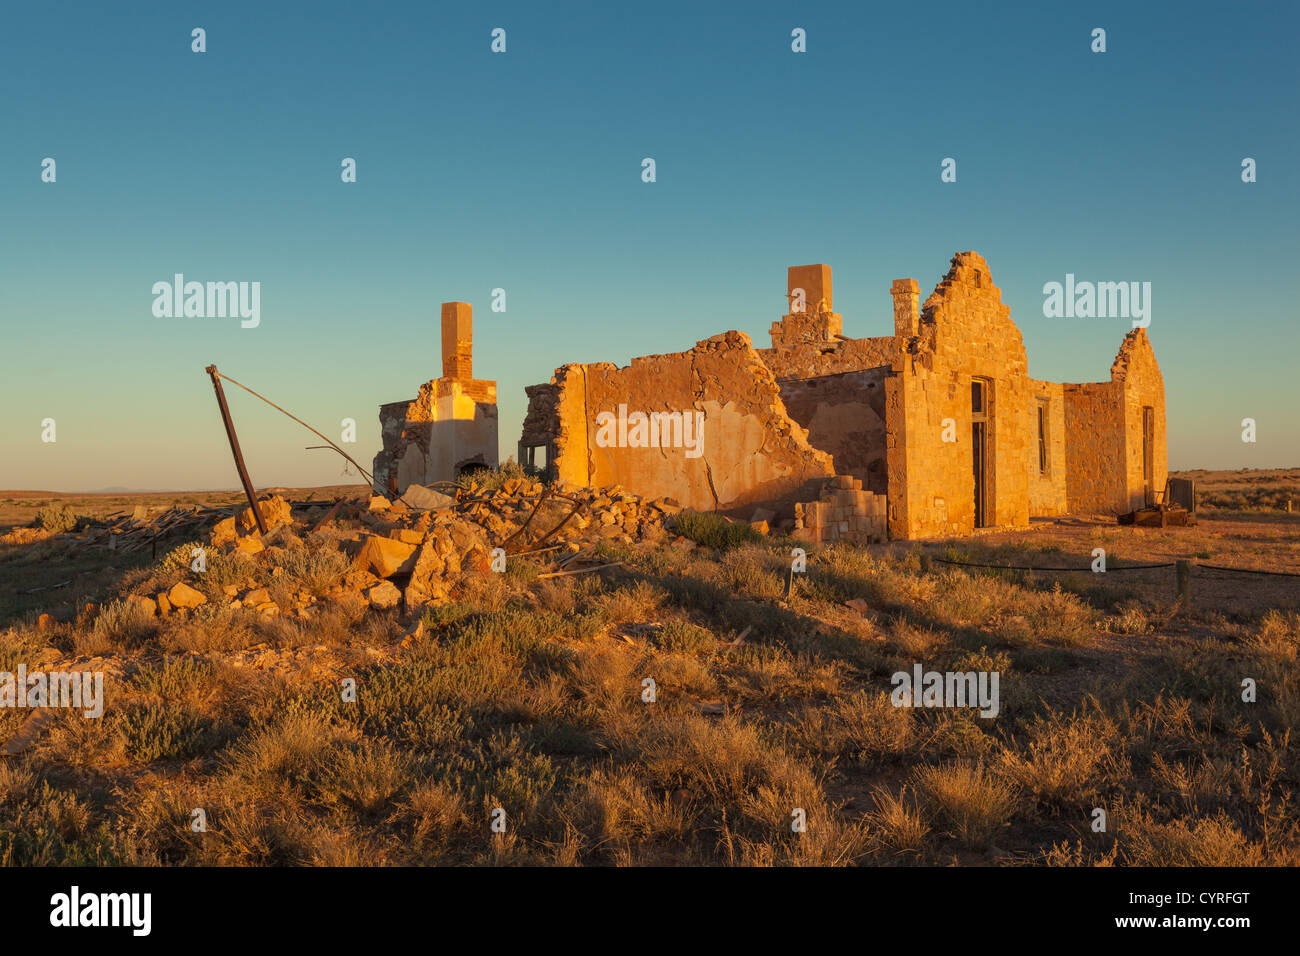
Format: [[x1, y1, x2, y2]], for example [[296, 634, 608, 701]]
[[972, 378, 992, 528], [1142, 406, 1154, 505]]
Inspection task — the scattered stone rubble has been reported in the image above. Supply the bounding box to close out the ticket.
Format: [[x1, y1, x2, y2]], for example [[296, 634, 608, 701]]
[[15, 457, 907, 659], [103, 479, 698, 623]]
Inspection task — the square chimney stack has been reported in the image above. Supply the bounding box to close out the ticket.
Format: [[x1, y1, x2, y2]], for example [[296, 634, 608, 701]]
[[891, 279, 920, 338], [441, 301, 473, 380]]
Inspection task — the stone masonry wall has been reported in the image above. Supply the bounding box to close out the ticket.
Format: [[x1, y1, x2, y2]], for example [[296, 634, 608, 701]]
[[1062, 381, 1125, 511], [888, 252, 1032, 538], [1027, 378, 1068, 516], [513, 256, 1167, 540], [1113, 328, 1168, 512], [540, 331, 836, 513], [775, 367, 890, 494], [372, 302, 498, 495], [793, 474, 887, 545]]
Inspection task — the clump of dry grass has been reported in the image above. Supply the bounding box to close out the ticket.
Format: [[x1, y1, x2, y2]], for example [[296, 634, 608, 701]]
[[317, 741, 415, 814], [867, 785, 930, 855], [997, 708, 1121, 811], [791, 690, 919, 762], [161, 604, 259, 653], [911, 761, 1019, 849], [82, 597, 158, 655], [595, 580, 668, 624], [1099, 599, 1153, 635], [1115, 809, 1264, 866]]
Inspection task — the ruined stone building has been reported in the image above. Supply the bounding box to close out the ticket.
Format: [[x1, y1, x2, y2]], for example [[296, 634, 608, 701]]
[[372, 302, 498, 493], [515, 252, 1167, 541]]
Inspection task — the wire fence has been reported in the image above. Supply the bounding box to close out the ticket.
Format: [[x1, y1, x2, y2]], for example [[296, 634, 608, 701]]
[[933, 557, 1300, 579], [933, 558, 1174, 572]]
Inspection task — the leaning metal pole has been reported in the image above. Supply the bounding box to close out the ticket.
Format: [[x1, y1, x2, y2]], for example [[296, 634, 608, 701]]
[[205, 364, 268, 534]]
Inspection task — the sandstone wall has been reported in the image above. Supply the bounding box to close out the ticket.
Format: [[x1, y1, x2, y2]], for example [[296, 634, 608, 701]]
[[887, 252, 1032, 538], [775, 367, 890, 493], [371, 303, 498, 495], [1113, 328, 1168, 512], [539, 331, 836, 513], [375, 379, 499, 493], [758, 336, 898, 380], [510, 256, 1167, 539], [1062, 381, 1125, 512], [1027, 378, 1068, 516], [793, 475, 887, 544]]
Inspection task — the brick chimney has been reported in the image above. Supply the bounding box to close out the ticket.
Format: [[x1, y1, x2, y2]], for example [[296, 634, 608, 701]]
[[891, 279, 919, 337], [441, 302, 473, 380]]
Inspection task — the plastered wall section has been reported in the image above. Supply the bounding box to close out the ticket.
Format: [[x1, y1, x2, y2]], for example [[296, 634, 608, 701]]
[[547, 331, 836, 512]]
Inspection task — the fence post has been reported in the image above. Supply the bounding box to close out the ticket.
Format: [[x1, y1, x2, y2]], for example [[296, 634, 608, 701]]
[[1176, 559, 1192, 607]]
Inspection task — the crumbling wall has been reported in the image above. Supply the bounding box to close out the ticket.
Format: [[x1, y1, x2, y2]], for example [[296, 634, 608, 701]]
[[1058, 330, 1166, 514], [887, 252, 1033, 538], [776, 368, 890, 493], [793, 474, 887, 544], [517, 382, 560, 473], [1113, 328, 1167, 512], [512, 255, 1167, 539], [533, 331, 836, 513], [372, 302, 499, 495], [759, 337, 898, 381]]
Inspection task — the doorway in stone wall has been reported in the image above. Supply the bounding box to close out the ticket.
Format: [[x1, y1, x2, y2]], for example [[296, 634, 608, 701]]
[[972, 377, 991, 528], [1142, 405, 1154, 505]]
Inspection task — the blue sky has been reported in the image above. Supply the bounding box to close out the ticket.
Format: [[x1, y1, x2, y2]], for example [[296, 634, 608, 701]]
[[2, 0, 1296, 491]]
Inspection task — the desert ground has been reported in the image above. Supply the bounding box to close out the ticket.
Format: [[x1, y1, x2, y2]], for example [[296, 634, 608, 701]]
[[0, 468, 1296, 866]]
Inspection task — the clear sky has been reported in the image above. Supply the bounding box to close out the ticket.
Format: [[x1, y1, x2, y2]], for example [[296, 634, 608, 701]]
[[2, 0, 1296, 491]]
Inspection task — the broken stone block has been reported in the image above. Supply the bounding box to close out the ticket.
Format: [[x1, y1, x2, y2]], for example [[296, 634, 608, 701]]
[[237, 495, 292, 533], [367, 580, 402, 609], [399, 483, 455, 511], [244, 587, 270, 606], [368, 495, 391, 512], [388, 528, 425, 546], [168, 582, 207, 609], [211, 517, 237, 545], [235, 537, 265, 556], [408, 538, 446, 588], [354, 535, 417, 578]]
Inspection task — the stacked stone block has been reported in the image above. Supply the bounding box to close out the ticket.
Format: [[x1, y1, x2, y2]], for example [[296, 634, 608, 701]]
[[793, 475, 887, 544]]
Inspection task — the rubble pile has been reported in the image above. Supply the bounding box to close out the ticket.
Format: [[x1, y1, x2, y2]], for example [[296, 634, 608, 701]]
[[178, 478, 691, 620]]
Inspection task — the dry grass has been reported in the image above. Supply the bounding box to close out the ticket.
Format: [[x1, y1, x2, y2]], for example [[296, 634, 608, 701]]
[[1, 478, 1298, 866]]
